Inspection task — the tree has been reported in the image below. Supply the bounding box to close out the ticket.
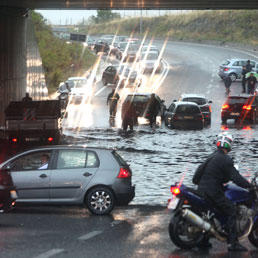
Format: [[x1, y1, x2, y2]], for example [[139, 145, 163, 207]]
[[90, 10, 121, 24]]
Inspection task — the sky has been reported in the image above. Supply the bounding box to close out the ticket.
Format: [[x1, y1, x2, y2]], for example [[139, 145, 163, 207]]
[[37, 10, 182, 25]]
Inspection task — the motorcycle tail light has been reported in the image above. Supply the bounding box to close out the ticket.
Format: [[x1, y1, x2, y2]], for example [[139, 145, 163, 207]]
[[243, 105, 252, 110], [170, 186, 181, 196]]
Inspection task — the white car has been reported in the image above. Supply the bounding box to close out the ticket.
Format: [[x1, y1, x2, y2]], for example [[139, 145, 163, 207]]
[[67, 77, 93, 104], [139, 51, 162, 73], [141, 45, 159, 55]]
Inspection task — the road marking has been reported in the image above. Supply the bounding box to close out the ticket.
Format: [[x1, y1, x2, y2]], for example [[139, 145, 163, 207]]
[[94, 85, 108, 97], [78, 230, 103, 240], [34, 249, 64, 258]]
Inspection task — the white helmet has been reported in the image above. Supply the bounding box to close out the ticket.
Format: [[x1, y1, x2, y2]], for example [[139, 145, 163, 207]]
[[216, 132, 233, 152]]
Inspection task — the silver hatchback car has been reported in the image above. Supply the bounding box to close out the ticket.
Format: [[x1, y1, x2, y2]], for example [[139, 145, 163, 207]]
[[0, 146, 135, 215], [218, 59, 258, 81]]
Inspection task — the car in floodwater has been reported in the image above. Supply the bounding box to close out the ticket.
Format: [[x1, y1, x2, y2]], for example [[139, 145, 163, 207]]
[[0, 146, 135, 215], [139, 51, 162, 73], [164, 101, 204, 129], [221, 94, 258, 124], [177, 94, 212, 125]]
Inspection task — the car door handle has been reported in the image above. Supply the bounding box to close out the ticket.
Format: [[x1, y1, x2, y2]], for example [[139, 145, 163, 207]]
[[39, 174, 47, 178], [83, 172, 92, 177]]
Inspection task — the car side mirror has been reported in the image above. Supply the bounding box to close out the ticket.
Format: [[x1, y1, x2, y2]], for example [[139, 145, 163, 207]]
[[209, 100, 213, 104], [173, 100, 177, 102]]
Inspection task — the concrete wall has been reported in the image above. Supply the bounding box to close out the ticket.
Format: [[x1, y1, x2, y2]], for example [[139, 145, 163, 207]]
[[0, 8, 48, 127]]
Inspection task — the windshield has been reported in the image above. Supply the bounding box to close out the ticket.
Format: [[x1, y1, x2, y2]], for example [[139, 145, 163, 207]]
[[143, 52, 159, 60], [127, 95, 149, 102], [68, 79, 87, 88], [176, 105, 200, 114]]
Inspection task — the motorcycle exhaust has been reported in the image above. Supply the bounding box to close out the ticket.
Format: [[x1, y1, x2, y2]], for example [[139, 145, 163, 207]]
[[182, 208, 226, 242]]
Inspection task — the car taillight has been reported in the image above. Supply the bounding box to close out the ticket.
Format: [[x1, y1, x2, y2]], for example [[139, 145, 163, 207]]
[[209, 106, 212, 112], [11, 138, 18, 142], [48, 137, 54, 142], [170, 186, 181, 196], [224, 68, 229, 71], [117, 168, 131, 178], [243, 105, 252, 110], [222, 104, 229, 110]]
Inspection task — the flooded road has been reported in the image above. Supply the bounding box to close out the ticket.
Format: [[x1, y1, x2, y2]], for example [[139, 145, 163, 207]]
[[62, 41, 258, 206]]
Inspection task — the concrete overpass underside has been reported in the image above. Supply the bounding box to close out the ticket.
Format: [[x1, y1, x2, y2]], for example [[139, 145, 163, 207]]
[[1, 0, 258, 9], [0, 0, 258, 127]]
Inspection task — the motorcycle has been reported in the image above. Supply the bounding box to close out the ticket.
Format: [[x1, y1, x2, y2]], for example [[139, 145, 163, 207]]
[[167, 172, 258, 249]]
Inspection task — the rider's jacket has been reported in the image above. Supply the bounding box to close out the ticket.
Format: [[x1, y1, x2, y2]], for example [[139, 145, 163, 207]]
[[198, 149, 252, 195]]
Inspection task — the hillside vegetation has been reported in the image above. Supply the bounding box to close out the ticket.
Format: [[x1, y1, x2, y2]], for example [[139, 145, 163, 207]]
[[31, 11, 96, 94], [83, 10, 258, 46]]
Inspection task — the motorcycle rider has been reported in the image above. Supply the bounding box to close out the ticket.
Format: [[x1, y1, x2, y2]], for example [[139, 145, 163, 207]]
[[197, 132, 252, 252]]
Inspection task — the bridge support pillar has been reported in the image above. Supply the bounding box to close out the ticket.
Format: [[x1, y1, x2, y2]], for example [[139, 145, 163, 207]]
[[0, 7, 27, 126]]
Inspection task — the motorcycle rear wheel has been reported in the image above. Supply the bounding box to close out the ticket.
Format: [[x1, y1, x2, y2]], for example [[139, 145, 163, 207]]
[[169, 214, 204, 249], [248, 221, 258, 248]]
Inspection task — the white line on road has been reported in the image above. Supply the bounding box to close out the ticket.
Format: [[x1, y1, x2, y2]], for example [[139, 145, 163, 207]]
[[94, 85, 108, 97], [34, 249, 64, 258], [78, 230, 103, 241]]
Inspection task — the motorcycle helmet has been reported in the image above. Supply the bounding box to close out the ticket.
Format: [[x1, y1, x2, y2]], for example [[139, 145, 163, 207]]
[[216, 132, 233, 152]]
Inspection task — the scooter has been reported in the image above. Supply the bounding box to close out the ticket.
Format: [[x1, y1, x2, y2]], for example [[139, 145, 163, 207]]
[[167, 172, 258, 249]]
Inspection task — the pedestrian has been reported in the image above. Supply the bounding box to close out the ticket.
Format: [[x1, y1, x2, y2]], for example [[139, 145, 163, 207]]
[[194, 132, 252, 252], [22, 92, 32, 101], [121, 100, 136, 131], [246, 73, 257, 94], [246, 60, 253, 73], [224, 77, 232, 94], [241, 65, 247, 93], [107, 89, 120, 117], [147, 93, 161, 129]]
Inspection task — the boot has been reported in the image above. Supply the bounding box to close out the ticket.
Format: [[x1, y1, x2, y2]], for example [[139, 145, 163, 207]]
[[228, 242, 248, 252]]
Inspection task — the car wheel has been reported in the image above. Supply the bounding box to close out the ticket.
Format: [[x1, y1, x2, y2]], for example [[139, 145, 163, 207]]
[[86, 187, 115, 215], [228, 73, 237, 82], [102, 78, 107, 86]]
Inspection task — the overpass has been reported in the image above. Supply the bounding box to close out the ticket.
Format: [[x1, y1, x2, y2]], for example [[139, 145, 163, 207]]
[[0, 1, 258, 126]]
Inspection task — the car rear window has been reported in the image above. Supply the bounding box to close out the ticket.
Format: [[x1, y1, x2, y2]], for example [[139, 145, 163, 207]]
[[126, 95, 149, 103], [183, 98, 206, 105], [176, 105, 200, 115], [112, 151, 129, 167], [222, 60, 230, 66], [227, 97, 249, 104]]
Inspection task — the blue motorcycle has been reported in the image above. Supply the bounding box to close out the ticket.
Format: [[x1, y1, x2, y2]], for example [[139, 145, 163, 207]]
[[167, 173, 258, 249]]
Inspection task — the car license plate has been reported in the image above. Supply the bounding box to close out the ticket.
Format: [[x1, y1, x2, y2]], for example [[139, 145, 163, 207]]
[[25, 138, 40, 142], [230, 112, 240, 116], [167, 198, 179, 210], [10, 190, 18, 199], [184, 116, 193, 119]]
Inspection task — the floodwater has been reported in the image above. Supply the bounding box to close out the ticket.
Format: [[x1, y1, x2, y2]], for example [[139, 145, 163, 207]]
[[63, 119, 258, 206]]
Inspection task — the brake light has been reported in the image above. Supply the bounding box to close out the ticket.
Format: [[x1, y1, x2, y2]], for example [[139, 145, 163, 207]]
[[224, 68, 229, 71], [12, 138, 18, 142], [170, 186, 181, 196], [222, 104, 229, 110], [209, 106, 212, 112], [117, 168, 131, 178], [48, 137, 54, 142], [243, 105, 252, 110]]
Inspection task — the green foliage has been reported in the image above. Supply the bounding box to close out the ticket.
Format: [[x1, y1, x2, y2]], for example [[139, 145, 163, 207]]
[[31, 11, 96, 94], [89, 9, 121, 24], [83, 10, 258, 46]]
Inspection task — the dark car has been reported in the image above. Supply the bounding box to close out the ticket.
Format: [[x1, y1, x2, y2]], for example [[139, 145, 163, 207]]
[[178, 94, 212, 125], [0, 168, 17, 212], [0, 146, 135, 215], [102, 65, 142, 88], [121, 93, 165, 124], [221, 94, 258, 123], [93, 39, 110, 54], [164, 102, 204, 129]]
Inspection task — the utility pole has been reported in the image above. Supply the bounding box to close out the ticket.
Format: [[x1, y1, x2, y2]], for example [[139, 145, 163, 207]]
[[140, 9, 142, 34]]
